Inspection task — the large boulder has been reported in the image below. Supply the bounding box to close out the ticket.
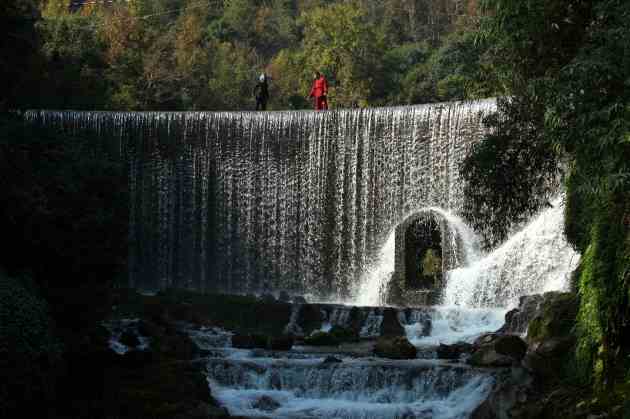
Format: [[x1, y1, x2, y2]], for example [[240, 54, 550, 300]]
[[522, 292, 579, 382], [468, 333, 527, 367], [252, 395, 281, 412], [470, 368, 537, 419], [120, 329, 141, 348], [297, 304, 323, 335], [436, 342, 475, 360], [380, 308, 406, 337], [525, 292, 578, 345], [498, 294, 544, 334], [373, 336, 417, 359]]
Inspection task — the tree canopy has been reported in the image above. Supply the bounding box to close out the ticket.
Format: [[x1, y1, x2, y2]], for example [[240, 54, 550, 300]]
[[7, 0, 498, 111]]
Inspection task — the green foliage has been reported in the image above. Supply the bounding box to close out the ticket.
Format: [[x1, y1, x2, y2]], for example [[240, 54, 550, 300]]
[[462, 96, 561, 246], [299, 2, 385, 107], [19, 0, 497, 111], [38, 14, 110, 109], [1, 0, 42, 111], [573, 194, 630, 390], [402, 29, 498, 104], [0, 115, 127, 275], [0, 113, 128, 328], [0, 272, 61, 417], [464, 0, 630, 394], [574, 244, 604, 386], [206, 41, 259, 110]]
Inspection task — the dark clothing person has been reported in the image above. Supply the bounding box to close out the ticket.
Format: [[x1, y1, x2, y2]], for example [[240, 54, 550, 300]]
[[309, 73, 328, 111], [254, 75, 269, 111]]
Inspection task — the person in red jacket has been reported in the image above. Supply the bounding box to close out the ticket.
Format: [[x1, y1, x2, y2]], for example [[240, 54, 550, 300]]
[[309, 71, 328, 110]]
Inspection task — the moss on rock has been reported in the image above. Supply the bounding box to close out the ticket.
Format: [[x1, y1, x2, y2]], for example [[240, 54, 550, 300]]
[[526, 292, 578, 345]]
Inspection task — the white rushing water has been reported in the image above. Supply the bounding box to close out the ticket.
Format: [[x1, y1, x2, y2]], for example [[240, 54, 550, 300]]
[[442, 196, 580, 309], [353, 229, 397, 307], [207, 355, 494, 419], [406, 307, 506, 346], [350, 196, 579, 347], [26, 99, 496, 296], [352, 207, 481, 307]]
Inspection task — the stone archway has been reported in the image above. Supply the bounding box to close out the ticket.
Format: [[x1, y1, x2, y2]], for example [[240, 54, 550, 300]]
[[387, 209, 468, 306]]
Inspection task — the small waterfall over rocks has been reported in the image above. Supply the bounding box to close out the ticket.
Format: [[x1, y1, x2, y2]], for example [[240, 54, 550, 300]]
[[26, 99, 495, 298]]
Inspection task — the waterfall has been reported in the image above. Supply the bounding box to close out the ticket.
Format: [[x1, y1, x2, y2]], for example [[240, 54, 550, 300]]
[[206, 355, 494, 419], [442, 196, 580, 308], [26, 99, 495, 298]]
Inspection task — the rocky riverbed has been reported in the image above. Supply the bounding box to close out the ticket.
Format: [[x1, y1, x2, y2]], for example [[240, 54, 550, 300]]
[[96, 288, 621, 419]]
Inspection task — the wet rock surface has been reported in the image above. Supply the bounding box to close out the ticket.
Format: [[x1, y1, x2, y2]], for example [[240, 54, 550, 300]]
[[471, 292, 592, 419], [373, 336, 418, 359], [523, 292, 579, 382], [468, 333, 527, 367], [436, 342, 475, 360], [498, 294, 544, 335], [252, 395, 281, 412]]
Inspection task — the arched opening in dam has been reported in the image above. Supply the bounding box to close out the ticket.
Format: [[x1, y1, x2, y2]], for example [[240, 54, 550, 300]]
[[403, 215, 444, 291], [384, 207, 479, 307]]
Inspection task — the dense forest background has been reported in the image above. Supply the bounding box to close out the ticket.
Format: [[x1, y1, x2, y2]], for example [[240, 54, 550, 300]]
[[20, 0, 497, 111]]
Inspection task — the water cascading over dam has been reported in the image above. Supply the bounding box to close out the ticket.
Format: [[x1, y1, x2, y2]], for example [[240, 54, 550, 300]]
[[26, 99, 496, 299]]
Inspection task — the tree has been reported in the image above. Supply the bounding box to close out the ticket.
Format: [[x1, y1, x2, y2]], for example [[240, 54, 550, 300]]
[[38, 11, 110, 109], [300, 2, 385, 108], [206, 41, 258, 110], [463, 0, 630, 393], [1, 0, 42, 111]]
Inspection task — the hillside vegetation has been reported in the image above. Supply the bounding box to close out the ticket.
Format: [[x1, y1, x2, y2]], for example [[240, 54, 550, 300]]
[[22, 0, 498, 111]]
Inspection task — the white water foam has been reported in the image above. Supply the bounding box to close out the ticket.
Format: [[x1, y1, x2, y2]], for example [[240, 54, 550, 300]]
[[406, 307, 507, 346], [208, 356, 494, 419], [351, 197, 579, 349], [442, 197, 580, 309], [351, 207, 481, 308], [353, 230, 397, 307], [212, 379, 493, 419]]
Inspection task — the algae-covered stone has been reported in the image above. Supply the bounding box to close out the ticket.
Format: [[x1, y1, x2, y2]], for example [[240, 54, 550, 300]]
[[526, 292, 578, 345], [523, 292, 579, 382]]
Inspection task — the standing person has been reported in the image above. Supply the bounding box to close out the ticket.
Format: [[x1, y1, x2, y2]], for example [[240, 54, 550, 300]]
[[254, 73, 269, 111], [309, 71, 328, 111]]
